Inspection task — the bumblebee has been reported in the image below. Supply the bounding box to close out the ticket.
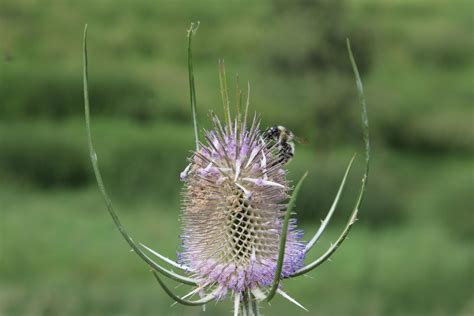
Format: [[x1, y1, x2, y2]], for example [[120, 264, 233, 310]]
[[263, 125, 298, 166]]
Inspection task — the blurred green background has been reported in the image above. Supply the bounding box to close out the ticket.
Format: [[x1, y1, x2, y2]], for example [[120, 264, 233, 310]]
[[1, 0, 473, 315]]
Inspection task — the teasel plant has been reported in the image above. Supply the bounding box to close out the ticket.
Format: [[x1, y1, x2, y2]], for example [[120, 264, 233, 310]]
[[83, 22, 370, 316]]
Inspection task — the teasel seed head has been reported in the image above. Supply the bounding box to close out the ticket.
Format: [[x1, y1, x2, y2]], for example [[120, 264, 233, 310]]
[[179, 115, 305, 296]]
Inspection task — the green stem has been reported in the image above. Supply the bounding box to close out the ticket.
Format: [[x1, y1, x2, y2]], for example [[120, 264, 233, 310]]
[[241, 291, 249, 316], [237, 291, 259, 316], [250, 297, 260, 316]]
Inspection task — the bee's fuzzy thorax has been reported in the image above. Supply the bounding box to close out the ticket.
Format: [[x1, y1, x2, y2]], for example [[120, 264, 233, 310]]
[[179, 114, 305, 295]]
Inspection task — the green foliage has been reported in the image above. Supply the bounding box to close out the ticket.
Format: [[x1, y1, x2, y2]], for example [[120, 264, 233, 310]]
[[0, 121, 193, 204], [0, 121, 91, 187], [0, 65, 187, 123], [289, 149, 406, 227], [267, 0, 372, 75]]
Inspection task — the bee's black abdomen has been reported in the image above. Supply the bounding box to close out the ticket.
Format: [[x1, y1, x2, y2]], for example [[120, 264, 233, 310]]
[[264, 125, 295, 167], [278, 142, 294, 164]]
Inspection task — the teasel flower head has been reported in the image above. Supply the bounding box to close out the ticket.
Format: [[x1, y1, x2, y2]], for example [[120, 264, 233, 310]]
[[83, 22, 370, 315], [178, 111, 306, 297]]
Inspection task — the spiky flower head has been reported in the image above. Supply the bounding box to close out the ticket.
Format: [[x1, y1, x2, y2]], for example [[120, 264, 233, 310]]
[[179, 113, 305, 297]]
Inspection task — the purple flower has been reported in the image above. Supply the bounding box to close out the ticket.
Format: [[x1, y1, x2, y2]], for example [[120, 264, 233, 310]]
[[179, 114, 306, 296]]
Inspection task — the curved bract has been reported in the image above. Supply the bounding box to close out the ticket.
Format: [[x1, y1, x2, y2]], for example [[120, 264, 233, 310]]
[[83, 25, 197, 287], [82, 23, 370, 316]]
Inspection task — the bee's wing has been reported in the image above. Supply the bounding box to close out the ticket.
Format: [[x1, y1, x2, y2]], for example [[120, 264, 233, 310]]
[[294, 135, 309, 144]]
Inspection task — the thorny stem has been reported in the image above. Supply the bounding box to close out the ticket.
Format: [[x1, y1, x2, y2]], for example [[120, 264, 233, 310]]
[[251, 298, 260, 316], [242, 291, 250, 315], [240, 291, 260, 316]]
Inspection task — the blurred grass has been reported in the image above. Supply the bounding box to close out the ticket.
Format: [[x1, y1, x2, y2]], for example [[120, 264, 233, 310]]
[[0, 0, 473, 315]]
